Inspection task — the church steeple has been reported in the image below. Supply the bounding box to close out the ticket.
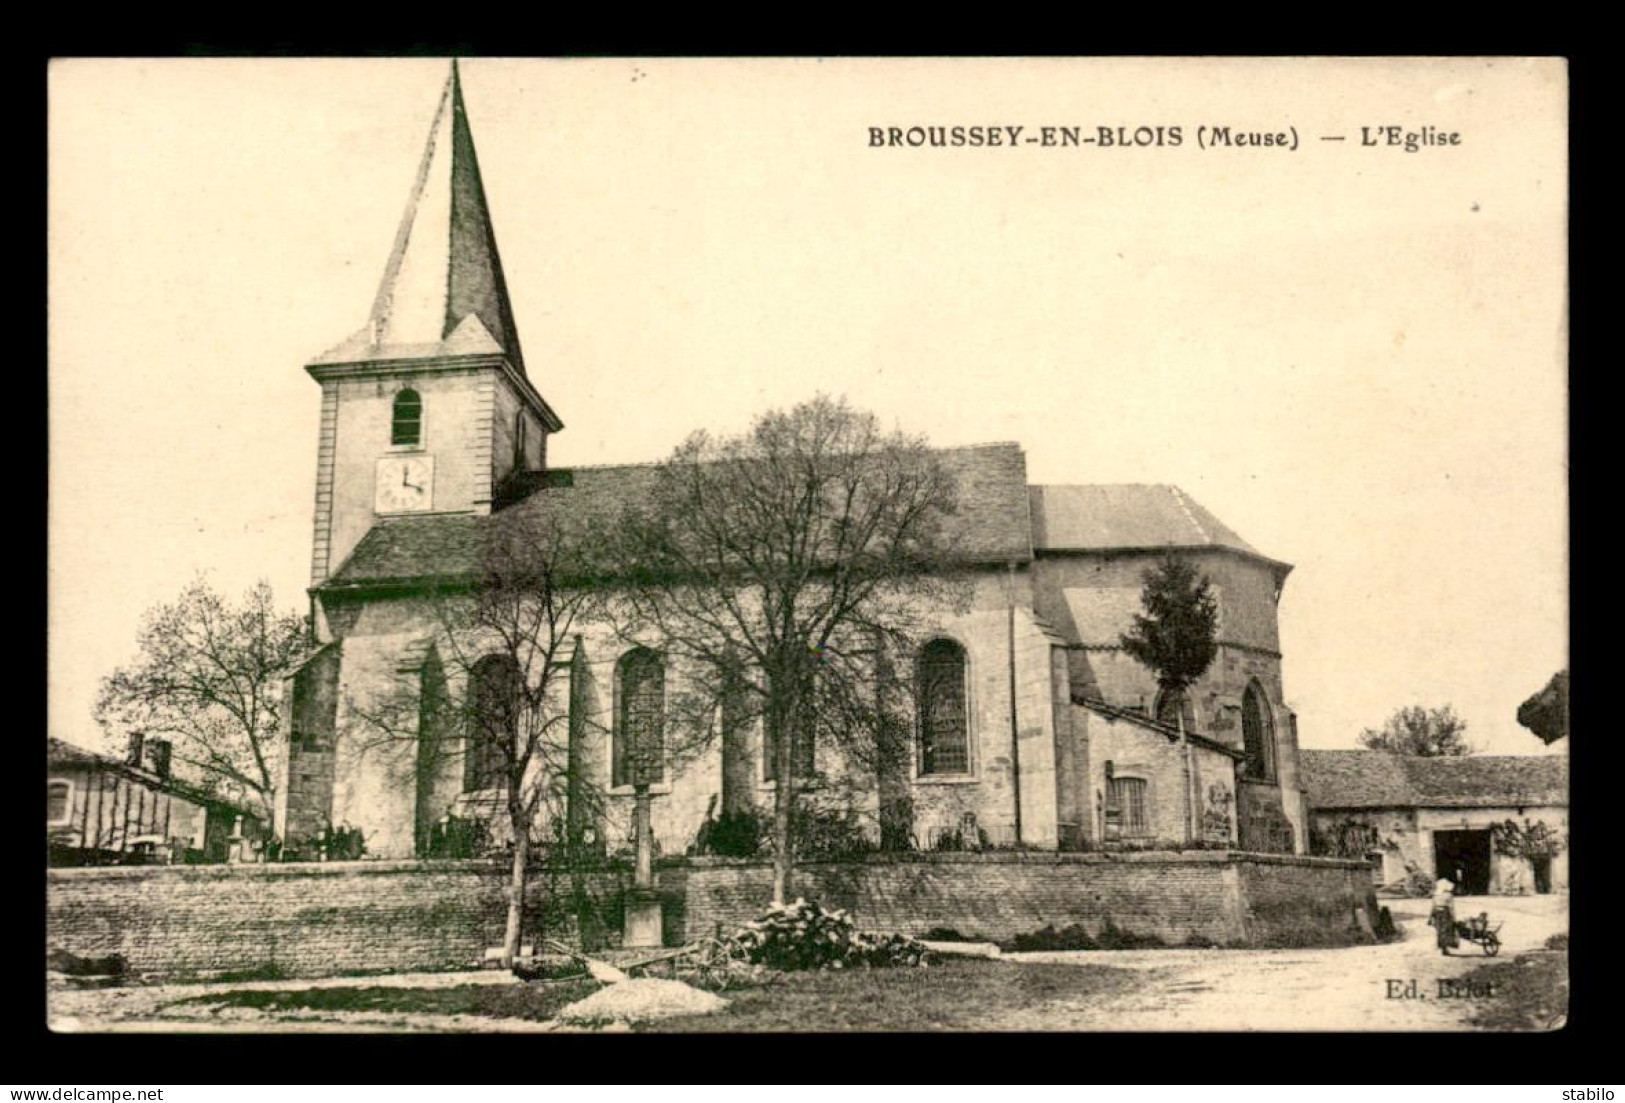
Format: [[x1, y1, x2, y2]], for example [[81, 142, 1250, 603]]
[[315, 60, 529, 376], [305, 62, 560, 593]]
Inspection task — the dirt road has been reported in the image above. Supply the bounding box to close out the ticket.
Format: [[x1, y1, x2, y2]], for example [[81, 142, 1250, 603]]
[[999, 893, 1567, 1031]]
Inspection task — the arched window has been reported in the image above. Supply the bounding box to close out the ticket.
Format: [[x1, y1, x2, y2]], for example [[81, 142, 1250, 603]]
[[765, 665, 819, 783], [392, 389, 423, 447], [614, 649, 665, 787], [918, 638, 969, 776], [1241, 681, 1276, 780], [465, 654, 519, 792]]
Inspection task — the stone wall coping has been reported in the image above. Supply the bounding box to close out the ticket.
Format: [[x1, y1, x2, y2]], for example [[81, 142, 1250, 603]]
[[46, 858, 510, 882], [664, 850, 1371, 870], [47, 850, 1371, 883]]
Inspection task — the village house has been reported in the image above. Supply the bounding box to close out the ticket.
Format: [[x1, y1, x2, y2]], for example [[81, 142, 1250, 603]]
[[276, 63, 1309, 866], [47, 735, 263, 866], [1301, 749, 1568, 896]]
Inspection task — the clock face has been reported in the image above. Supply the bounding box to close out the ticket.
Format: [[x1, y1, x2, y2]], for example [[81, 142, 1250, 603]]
[[375, 455, 434, 513]]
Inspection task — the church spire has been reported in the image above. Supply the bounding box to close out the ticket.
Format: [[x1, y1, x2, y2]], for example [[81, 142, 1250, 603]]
[[318, 60, 528, 375]]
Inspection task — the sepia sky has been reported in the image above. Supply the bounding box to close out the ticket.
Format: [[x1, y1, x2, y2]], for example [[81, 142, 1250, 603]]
[[48, 57, 1567, 757]]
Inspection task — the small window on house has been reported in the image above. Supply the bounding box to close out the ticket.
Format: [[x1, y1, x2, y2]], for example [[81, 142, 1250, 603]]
[[465, 654, 519, 792], [47, 780, 72, 825], [1111, 777, 1149, 836], [614, 649, 666, 787], [918, 638, 969, 775], [392, 389, 423, 447]]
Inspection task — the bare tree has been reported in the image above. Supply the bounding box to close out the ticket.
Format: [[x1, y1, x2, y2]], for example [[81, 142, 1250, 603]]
[[345, 501, 611, 968], [95, 577, 307, 822], [610, 395, 970, 903], [1359, 705, 1473, 757]]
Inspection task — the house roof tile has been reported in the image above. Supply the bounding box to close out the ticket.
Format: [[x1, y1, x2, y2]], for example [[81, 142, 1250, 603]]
[[1301, 749, 1568, 811]]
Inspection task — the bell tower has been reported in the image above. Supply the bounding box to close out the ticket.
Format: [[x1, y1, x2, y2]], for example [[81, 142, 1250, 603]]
[[304, 60, 562, 593]]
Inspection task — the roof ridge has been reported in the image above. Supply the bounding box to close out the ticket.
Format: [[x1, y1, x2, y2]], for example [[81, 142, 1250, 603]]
[[1167, 485, 1211, 543], [553, 440, 1028, 474]]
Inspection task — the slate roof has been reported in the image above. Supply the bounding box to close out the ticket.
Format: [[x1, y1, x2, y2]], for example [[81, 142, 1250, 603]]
[[1029, 485, 1286, 572], [326, 513, 487, 588], [1075, 700, 1246, 760], [1301, 749, 1569, 811], [324, 443, 1034, 589], [311, 62, 528, 378]]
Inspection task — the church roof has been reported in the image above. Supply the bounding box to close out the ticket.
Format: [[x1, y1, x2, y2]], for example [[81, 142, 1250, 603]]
[[323, 442, 1034, 590], [311, 61, 528, 377], [1028, 484, 1277, 564], [1301, 749, 1568, 811]]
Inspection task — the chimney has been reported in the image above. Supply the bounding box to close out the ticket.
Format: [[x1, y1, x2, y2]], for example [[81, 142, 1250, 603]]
[[126, 731, 146, 768], [147, 739, 173, 780]]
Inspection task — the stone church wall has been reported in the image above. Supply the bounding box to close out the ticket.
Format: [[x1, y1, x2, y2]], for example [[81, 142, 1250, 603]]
[[311, 570, 1071, 860]]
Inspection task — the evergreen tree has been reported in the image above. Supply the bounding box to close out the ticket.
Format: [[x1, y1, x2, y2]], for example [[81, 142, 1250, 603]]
[[1119, 552, 1220, 842]]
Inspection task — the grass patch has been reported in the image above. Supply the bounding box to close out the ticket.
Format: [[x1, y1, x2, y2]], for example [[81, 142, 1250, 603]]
[[635, 959, 1138, 1032], [1461, 950, 1568, 1032], [169, 980, 598, 1023]]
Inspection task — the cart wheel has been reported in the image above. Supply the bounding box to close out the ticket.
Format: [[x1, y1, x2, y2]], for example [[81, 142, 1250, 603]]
[[1484, 936, 1500, 957]]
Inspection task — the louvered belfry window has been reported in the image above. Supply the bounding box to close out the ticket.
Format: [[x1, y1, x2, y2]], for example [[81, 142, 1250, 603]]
[[392, 389, 423, 446], [918, 639, 969, 775]]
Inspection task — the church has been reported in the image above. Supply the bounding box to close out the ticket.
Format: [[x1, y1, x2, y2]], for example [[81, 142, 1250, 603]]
[[276, 64, 1309, 865]]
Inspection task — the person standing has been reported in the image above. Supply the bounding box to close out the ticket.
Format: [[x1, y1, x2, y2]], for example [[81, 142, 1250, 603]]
[[1431, 875, 1459, 955]]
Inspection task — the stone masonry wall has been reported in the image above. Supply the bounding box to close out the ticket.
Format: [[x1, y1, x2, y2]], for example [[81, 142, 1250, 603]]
[[47, 853, 1374, 978], [677, 851, 1373, 947], [46, 860, 627, 978]]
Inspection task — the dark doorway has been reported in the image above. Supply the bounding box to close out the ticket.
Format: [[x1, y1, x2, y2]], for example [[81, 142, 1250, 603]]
[[1433, 829, 1492, 895]]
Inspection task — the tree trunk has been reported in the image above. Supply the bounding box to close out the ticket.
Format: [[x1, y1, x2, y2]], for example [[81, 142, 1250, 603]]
[[502, 818, 529, 971], [770, 689, 795, 905], [1177, 707, 1194, 846]]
